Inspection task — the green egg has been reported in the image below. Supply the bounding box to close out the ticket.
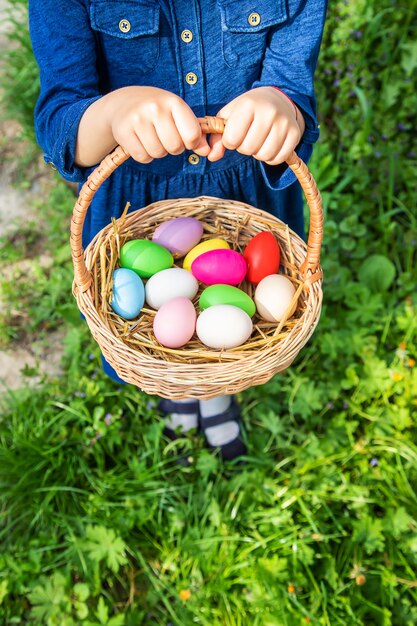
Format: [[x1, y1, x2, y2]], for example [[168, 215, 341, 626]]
[[120, 239, 173, 278], [199, 284, 256, 317]]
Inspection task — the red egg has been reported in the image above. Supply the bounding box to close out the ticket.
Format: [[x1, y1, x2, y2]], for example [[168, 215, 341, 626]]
[[243, 232, 281, 284]]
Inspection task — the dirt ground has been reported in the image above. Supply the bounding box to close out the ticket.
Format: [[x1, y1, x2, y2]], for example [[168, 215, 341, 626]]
[[0, 1, 65, 392], [0, 121, 66, 392]]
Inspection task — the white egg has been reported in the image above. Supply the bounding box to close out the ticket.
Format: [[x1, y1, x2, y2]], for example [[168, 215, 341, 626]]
[[196, 304, 253, 349], [254, 274, 297, 322], [145, 267, 199, 310]]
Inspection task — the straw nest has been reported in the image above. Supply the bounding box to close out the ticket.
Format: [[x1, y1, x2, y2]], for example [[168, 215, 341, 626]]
[[73, 193, 322, 399]]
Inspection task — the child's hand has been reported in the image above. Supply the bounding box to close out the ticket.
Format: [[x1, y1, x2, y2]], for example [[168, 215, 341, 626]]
[[76, 86, 211, 167], [207, 87, 305, 165], [105, 86, 210, 163]]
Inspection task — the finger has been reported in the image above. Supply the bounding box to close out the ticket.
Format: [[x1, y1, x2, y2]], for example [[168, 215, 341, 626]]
[[221, 107, 254, 151], [119, 130, 153, 163], [193, 135, 211, 157], [154, 113, 187, 155], [235, 116, 273, 156], [215, 99, 235, 121], [171, 101, 209, 152], [252, 123, 287, 163], [136, 120, 169, 159], [264, 127, 301, 165], [206, 133, 225, 162]]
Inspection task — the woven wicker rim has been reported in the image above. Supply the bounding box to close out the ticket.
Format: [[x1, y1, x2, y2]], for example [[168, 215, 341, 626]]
[[72, 117, 323, 292], [70, 117, 324, 399]]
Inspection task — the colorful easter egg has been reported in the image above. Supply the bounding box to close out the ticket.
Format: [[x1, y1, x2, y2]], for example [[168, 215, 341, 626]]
[[183, 238, 230, 271], [110, 268, 145, 319], [243, 232, 281, 284], [199, 285, 256, 317], [191, 249, 247, 286], [145, 267, 199, 310], [120, 239, 173, 278], [152, 217, 204, 258], [196, 304, 253, 349], [153, 297, 196, 348], [254, 274, 297, 322]]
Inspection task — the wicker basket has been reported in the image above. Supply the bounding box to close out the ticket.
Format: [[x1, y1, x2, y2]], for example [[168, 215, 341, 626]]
[[71, 116, 323, 399]]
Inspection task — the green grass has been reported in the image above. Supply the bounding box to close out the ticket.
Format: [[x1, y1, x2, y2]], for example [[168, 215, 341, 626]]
[[1, 0, 417, 624], [1, 331, 417, 625]]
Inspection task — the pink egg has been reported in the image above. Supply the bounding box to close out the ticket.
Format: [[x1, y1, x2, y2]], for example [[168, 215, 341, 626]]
[[191, 249, 247, 286], [152, 217, 204, 258], [153, 297, 196, 348]]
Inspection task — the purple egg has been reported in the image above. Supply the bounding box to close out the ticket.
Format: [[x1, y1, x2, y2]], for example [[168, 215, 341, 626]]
[[152, 217, 204, 258], [191, 249, 247, 286]]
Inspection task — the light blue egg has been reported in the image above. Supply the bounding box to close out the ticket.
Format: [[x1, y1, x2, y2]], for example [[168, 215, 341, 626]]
[[111, 268, 145, 319]]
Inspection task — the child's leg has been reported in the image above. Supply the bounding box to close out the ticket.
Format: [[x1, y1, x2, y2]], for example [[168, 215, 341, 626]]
[[199, 396, 237, 444], [199, 395, 246, 460], [101, 356, 244, 457], [157, 398, 199, 437]]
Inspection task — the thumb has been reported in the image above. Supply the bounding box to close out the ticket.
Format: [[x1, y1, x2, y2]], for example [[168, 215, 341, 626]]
[[206, 133, 225, 162], [206, 101, 233, 161], [215, 101, 233, 123], [193, 134, 211, 157], [207, 101, 235, 161]]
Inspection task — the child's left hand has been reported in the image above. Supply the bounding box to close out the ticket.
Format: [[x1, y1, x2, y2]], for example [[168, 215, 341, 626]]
[[207, 87, 305, 165]]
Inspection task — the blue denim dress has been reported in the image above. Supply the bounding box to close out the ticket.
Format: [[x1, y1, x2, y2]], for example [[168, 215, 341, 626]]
[[29, 0, 327, 383]]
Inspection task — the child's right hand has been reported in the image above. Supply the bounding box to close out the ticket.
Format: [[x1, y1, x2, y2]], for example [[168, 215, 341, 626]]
[[76, 86, 210, 167]]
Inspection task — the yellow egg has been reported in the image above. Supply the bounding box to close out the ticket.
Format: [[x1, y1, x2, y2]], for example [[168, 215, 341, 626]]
[[182, 238, 230, 271]]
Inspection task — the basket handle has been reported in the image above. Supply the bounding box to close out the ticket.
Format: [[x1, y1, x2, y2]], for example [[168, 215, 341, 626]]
[[71, 116, 323, 293]]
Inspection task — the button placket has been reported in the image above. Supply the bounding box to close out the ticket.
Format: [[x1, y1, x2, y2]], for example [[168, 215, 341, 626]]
[[175, 1, 206, 172]]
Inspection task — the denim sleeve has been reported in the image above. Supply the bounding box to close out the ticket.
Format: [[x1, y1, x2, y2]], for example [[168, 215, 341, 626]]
[[251, 0, 328, 190], [29, 0, 101, 182]]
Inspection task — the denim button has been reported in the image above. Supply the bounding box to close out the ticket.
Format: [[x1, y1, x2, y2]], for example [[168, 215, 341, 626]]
[[181, 29, 193, 43], [248, 12, 261, 26], [119, 19, 131, 33], [188, 154, 200, 165], [185, 72, 198, 84]]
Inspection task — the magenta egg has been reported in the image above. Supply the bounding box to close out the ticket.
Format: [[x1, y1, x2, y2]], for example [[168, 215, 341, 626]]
[[191, 249, 247, 286], [152, 217, 204, 258]]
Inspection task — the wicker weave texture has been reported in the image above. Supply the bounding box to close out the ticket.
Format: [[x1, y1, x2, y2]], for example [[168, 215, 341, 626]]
[[71, 118, 323, 399]]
